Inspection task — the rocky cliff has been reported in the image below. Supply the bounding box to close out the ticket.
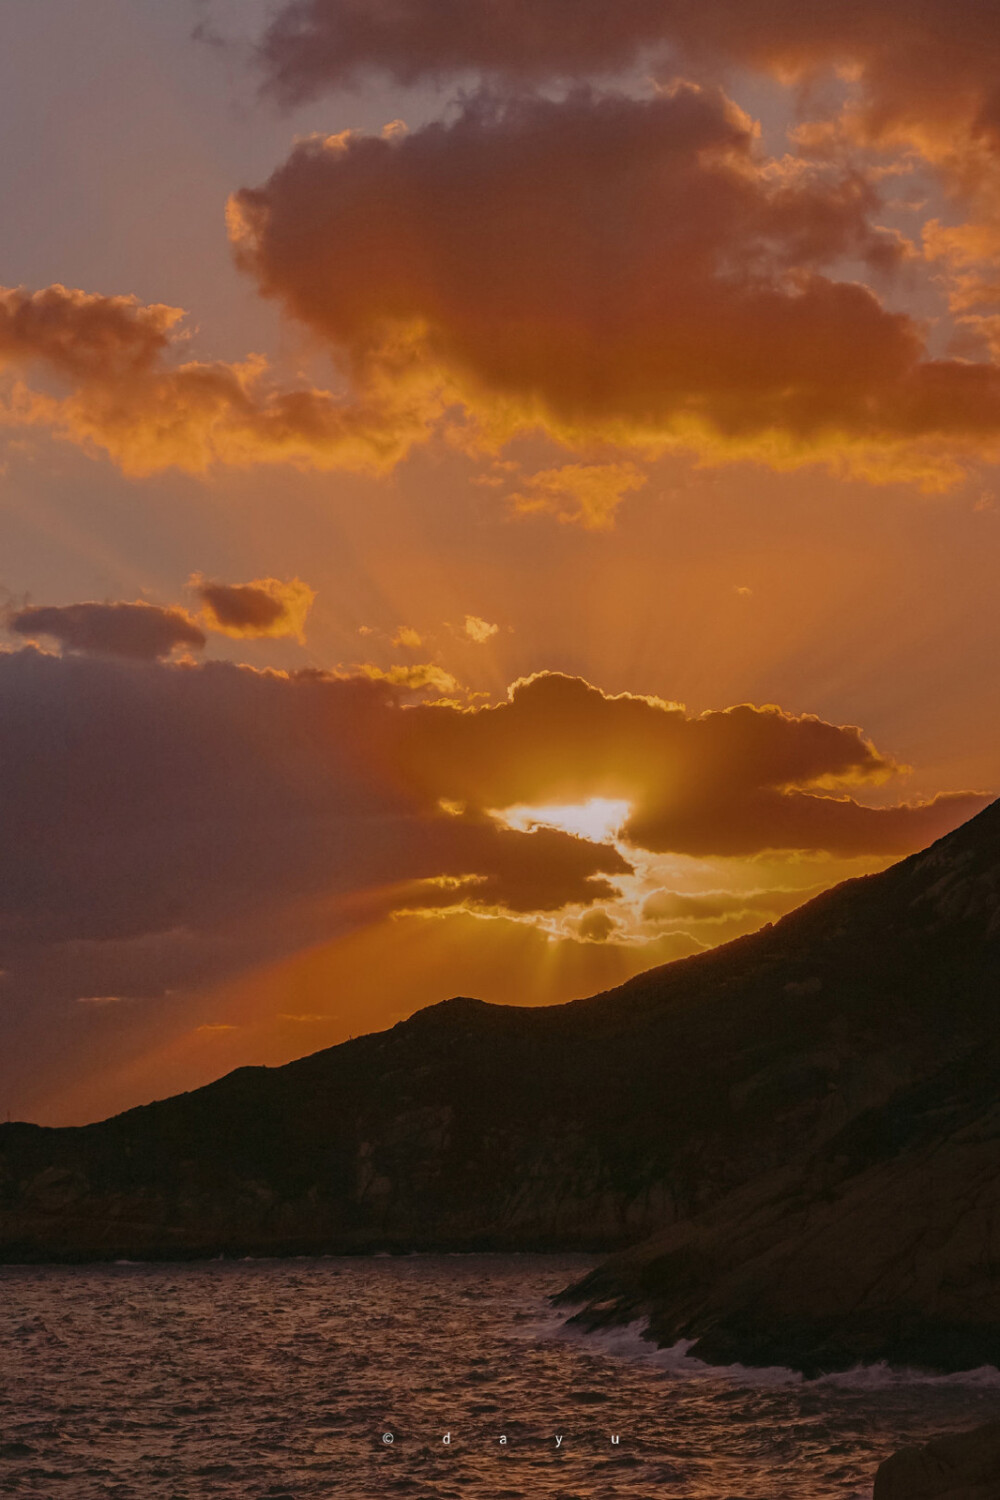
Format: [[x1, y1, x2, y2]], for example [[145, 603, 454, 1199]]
[[3, 801, 1000, 1373]]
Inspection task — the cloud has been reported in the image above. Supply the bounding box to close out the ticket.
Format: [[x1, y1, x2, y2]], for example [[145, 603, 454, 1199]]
[[230, 90, 1000, 485], [642, 885, 825, 925], [463, 615, 498, 643], [0, 282, 182, 377], [255, 0, 654, 96], [0, 643, 987, 1110], [393, 672, 990, 857], [923, 220, 1000, 361], [192, 574, 315, 640], [8, 74, 1000, 495], [358, 661, 459, 695], [5, 601, 206, 660], [628, 786, 991, 860], [576, 908, 620, 942], [393, 625, 423, 648], [0, 283, 441, 475], [256, 1, 1000, 179], [509, 462, 647, 529]]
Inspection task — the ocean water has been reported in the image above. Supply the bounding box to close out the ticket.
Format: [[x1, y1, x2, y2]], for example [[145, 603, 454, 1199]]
[[2, 1255, 998, 1499]]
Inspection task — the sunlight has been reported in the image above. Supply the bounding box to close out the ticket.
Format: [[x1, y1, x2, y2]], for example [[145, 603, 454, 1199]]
[[496, 797, 632, 844]]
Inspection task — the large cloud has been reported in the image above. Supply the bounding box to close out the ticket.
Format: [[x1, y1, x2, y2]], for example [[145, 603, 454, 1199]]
[[257, 1, 1000, 172], [0, 647, 985, 1020], [230, 90, 1000, 483], [393, 672, 989, 857]]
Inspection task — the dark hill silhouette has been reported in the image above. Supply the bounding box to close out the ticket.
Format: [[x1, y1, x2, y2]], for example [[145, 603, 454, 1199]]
[[3, 799, 1000, 1371]]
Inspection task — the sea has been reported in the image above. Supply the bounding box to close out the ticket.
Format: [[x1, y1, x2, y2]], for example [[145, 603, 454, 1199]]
[[2, 1254, 998, 1498]]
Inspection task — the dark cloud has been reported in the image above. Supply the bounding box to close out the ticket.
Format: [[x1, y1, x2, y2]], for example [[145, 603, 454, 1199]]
[[6, 602, 206, 660], [230, 90, 1000, 482], [0, 650, 627, 1013], [257, 0, 673, 96], [0, 649, 985, 1039], [192, 575, 315, 639], [256, 1, 1000, 171], [628, 786, 990, 859], [394, 672, 990, 857], [576, 908, 620, 942]]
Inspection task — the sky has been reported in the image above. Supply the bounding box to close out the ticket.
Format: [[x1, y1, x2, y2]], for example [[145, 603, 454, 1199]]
[[1, 0, 999, 1124]]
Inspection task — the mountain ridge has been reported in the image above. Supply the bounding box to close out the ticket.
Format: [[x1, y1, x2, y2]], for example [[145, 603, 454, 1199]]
[[2, 801, 999, 1372]]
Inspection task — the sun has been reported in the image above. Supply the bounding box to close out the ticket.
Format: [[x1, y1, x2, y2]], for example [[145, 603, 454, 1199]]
[[496, 798, 632, 844]]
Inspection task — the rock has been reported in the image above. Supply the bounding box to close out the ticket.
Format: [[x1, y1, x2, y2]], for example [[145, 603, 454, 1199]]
[[874, 1420, 1000, 1499]]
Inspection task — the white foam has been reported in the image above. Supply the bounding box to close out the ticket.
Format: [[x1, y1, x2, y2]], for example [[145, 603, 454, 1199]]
[[813, 1361, 1000, 1391], [533, 1312, 1000, 1390]]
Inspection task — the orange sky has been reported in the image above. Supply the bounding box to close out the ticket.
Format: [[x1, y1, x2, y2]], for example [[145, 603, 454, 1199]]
[[1, 1, 998, 1124]]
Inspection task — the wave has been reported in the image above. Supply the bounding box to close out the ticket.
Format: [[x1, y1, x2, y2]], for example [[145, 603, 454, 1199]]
[[533, 1312, 1000, 1390]]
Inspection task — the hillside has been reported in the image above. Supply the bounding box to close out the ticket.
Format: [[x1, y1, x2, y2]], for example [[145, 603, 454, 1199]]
[[3, 800, 1000, 1371]]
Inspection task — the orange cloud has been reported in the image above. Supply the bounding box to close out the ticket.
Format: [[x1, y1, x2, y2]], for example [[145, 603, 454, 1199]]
[[923, 220, 1000, 362], [5, 601, 206, 660], [393, 625, 424, 648], [0, 283, 180, 376], [642, 885, 826, 925], [230, 91, 1000, 486], [358, 661, 460, 695], [509, 462, 646, 529], [463, 615, 498, 643], [0, 283, 441, 475], [192, 574, 316, 640]]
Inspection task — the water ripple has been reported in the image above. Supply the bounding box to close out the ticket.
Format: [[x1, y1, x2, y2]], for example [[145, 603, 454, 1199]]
[[1, 1256, 997, 1498]]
